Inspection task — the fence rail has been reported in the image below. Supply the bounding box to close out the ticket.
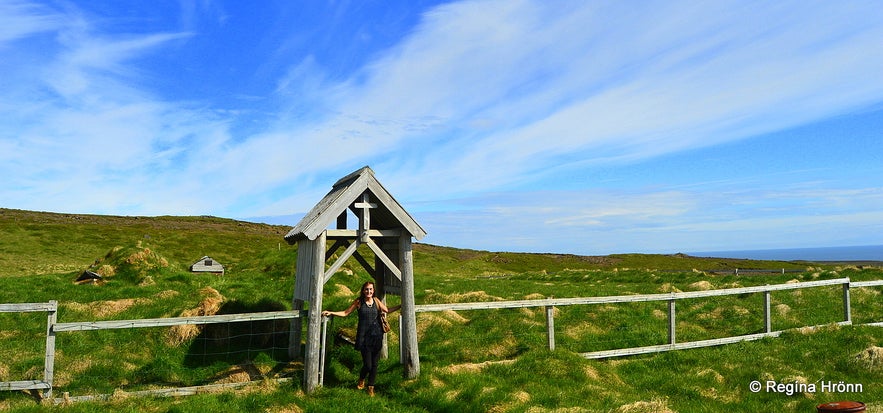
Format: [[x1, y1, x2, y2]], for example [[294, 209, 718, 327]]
[[415, 278, 849, 312], [53, 310, 306, 332]]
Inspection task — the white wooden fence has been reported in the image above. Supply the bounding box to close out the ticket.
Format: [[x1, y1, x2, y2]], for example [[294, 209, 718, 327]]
[[414, 277, 883, 360], [0, 306, 305, 403], [1, 277, 881, 403]]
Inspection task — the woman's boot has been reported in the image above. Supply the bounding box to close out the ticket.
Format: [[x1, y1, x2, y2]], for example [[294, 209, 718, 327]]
[[357, 379, 365, 390], [367, 386, 375, 397]]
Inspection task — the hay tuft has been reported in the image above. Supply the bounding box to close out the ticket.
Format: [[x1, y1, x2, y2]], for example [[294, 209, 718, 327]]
[[209, 362, 264, 384], [775, 304, 791, 316], [441, 359, 515, 375], [855, 346, 883, 370], [614, 398, 675, 413], [688, 280, 713, 291], [96, 264, 115, 277], [333, 284, 354, 298], [166, 287, 225, 346]]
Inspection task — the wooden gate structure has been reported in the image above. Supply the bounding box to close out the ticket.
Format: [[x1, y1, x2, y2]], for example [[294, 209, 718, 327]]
[[284, 166, 426, 393]]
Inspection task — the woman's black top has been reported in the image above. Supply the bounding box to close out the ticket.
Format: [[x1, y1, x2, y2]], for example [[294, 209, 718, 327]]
[[355, 298, 383, 352]]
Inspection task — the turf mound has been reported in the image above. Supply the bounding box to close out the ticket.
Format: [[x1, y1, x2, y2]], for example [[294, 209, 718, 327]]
[[81, 241, 172, 284]]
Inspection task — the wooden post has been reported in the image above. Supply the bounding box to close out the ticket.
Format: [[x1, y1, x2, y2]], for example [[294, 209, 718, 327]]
[[843, 281, 852, 324], [44, 301, 57, 399], [763, 290, 771, 333], [668, 299, 676, 345], [373, 241, 388, 360], [319, 316, 330, 386], [289, 299, 304, 360], [399, 233, 420, 378], [303, 233, 327, 393], [545, 305, 555, 351]]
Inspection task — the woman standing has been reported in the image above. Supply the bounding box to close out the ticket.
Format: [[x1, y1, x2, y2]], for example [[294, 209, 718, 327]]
[[322, 281, 399, 396]]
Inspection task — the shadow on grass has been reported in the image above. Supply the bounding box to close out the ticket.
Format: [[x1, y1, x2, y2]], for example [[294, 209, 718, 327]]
[[182, 299, 294, 372]]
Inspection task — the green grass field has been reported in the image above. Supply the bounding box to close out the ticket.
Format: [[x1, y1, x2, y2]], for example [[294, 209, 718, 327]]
[[1, 208, 882, 412]]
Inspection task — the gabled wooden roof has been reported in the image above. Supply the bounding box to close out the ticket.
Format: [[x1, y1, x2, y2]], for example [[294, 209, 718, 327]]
[[284, 166, 427, 243]]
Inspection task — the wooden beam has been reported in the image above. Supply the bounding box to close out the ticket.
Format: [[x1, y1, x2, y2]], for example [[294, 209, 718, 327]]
[[326, 229, 402, 238], [289, 299, 305, 360], [580, 322, 851, 360], [399, 233, 419, 378], [44, 300, 57, 399], [325, 239, 348, 260], [323, 239, 359, 283], [304, 233, 327, 394], [357, 193, 371, 243], [365, 237, 401, 280], [0, 302, 57, 313], [0, 381, 51, 391], [353, 251, 375, 276]]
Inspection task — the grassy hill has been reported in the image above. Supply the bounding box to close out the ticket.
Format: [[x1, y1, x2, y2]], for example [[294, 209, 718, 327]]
[[1, 208, 882, 412]]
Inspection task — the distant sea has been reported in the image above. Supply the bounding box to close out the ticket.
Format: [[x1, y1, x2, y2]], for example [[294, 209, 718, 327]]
[[687, 245, 883, 262]]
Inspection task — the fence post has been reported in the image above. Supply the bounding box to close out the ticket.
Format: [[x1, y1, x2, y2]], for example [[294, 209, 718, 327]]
[[668, 298, 676, 345], [319, 316, 331, 386], [44, 301, 57, 400], [843, 280, 852, 324], [764, 290, 771, 333], [545, 305, 555, 351]]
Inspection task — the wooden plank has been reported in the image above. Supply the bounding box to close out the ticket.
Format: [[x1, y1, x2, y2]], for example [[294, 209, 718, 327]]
[[322, 239, 359, 283], [44, 301, 57, 399], [304, 232, 326, 394], [580, 322, 851, 360], [0, 380, 50, 391], [366, 179, 427, 240], [764, 291, 772, 333], [353, 251, 375, 277], [668, 299, 676, 345], [0, 302, 57, 313], [581, 332, 782, 359], [52, 378, 294, 404], [851, 280, 883, 288], [545, 306, 555, 351], [53, 310, 306, 332], [366, 237, 401, 280], [399, 233, 420, 379], [287, 172, 370, 242], [325, 239, 348, 260], [326, 229, 402, 238], [293, 240, 315, 301], [358, 192, 371, 243], [289, 299, 305, 360]]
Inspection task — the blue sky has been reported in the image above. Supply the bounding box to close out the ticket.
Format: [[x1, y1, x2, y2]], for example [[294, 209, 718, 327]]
[[2, 0, 882, 255]]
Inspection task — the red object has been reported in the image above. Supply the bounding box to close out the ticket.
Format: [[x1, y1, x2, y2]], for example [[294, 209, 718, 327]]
[[817, 401, 866, 413]]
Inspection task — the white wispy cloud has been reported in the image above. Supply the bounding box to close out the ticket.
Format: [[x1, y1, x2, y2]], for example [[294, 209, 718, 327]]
[[1, 0, 882, 253]]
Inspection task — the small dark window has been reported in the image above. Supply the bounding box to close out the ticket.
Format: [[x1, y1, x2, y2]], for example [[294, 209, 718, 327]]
[[205, 259, 213, 266]]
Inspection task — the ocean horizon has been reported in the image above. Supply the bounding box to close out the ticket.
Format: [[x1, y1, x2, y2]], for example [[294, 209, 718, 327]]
[[687, 244, 883, 262]]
